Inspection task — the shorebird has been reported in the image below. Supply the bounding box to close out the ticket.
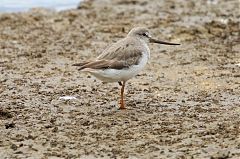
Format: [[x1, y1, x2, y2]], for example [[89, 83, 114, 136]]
[[73, 27, 180, 109]]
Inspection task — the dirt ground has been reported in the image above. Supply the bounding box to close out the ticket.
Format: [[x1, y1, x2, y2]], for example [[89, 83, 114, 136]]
[[0, 0, 240, 158]]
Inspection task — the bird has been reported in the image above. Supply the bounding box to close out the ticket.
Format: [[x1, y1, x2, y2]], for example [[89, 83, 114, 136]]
[[73, 27, 180, 109]]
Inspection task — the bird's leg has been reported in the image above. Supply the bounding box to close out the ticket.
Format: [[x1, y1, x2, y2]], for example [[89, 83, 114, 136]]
[[119, 81, 126, 109], [118, 81, 122, 86]]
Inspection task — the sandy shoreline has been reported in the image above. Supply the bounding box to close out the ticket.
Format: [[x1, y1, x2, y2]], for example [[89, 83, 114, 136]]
[[0, 0, 240, 158]]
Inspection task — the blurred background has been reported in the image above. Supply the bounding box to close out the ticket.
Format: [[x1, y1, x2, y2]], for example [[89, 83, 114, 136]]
[[0, 0, 81, 12]]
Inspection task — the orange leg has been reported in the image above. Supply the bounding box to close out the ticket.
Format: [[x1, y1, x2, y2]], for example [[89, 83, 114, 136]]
[[119, 81, 126, 109]]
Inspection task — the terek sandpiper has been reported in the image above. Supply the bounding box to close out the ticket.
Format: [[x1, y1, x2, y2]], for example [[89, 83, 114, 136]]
[[73, 27, 180, 109]]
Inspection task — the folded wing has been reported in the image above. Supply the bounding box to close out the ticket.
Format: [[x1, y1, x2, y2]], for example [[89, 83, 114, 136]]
[[73, 38, 143, 70]]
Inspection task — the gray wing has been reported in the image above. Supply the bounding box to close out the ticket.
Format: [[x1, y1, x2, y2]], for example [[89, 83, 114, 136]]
[[96, 38, 144, 68], [73, 37, 144, 70], [76, 50, 143, 70]]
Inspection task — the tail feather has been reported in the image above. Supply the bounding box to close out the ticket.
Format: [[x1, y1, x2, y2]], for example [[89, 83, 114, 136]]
[[72, 61, 92, 70], [72, 62, 91, 66]]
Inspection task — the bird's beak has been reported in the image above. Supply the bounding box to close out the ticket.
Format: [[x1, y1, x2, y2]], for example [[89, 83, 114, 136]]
[[149, 38, 180, 45]]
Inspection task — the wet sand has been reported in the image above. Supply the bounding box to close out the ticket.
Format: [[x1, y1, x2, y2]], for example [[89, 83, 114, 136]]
[[0, 0, 240, 158]]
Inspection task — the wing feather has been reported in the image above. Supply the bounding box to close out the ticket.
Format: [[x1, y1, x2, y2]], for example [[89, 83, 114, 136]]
[[74, 37, 144, 70]]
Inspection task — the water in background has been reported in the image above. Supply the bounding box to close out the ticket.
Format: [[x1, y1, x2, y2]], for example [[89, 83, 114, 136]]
[[0, 0, 81, 13]]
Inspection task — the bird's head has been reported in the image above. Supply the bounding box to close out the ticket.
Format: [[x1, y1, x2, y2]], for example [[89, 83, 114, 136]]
[[127, 27, 180, 45]]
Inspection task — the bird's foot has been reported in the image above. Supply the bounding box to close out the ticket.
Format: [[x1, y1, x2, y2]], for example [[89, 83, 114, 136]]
[[119, 106, 126, 110], [119, 100, 126, 110]]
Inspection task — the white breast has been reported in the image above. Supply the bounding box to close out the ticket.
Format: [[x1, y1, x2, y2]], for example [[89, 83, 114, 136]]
[[89, 52, 149, 82]]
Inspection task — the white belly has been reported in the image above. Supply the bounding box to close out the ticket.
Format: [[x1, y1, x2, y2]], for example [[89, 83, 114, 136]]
[[88, 52, 149, 82]]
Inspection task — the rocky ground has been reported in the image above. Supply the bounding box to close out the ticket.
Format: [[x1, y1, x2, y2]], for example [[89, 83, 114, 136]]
[[0, 0, 240, 158]]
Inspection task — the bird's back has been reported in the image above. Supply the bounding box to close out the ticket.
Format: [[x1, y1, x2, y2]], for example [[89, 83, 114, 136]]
[[97, 36, 149, 62]]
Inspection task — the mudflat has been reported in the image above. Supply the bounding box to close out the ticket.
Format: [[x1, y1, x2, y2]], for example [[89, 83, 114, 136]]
[[0, 0, 239, 158]]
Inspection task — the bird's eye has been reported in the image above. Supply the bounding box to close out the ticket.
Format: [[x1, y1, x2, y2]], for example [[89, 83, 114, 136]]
[[142, 33, 148, 37]]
